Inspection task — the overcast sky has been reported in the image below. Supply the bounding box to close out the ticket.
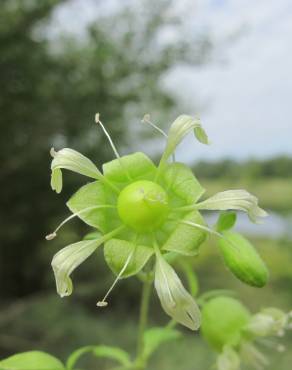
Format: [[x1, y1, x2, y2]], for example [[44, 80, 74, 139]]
[[53, 0, 292, 162]]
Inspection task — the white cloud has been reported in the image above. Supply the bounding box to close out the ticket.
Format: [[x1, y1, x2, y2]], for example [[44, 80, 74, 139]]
[[164, 0, 292, 162]]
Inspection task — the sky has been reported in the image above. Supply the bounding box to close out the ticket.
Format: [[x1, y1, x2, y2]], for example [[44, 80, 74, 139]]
[[51, 0, 292, 163]]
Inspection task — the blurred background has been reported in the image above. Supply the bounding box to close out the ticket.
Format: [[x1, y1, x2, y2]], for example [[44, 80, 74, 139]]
[[1, 0, 291, 369]]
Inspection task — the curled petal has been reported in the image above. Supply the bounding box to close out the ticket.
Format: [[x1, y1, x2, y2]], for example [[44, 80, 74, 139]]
[[196, 190, 268, 223], [160, 115, 209, 166], [217, 346, 240, 370], [154, 253, 201, 330], [246, 308, 289, 337], [52, 239, 104, 297], [50, 148, 103, 193]]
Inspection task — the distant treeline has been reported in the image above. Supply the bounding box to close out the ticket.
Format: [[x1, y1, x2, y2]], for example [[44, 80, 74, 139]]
[[193, 156, 292, 179]]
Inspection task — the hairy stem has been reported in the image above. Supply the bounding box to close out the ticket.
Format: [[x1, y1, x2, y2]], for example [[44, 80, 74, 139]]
[[135, 276, 152, 369]]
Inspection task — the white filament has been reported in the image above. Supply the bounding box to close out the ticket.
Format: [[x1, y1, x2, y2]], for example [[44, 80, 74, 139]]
[[97, 250, 134, 307]]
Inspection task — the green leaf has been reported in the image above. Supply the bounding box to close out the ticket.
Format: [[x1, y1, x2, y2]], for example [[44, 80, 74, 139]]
[[143, 327, 181, 360], [104, 239, 154, 278], [103, 152, 157, 184], [178, 260, 199, 296], [218, 231, 269, 287], [0, 351, 64, 370], [66, 345, 131, 370], [216, 212, 237, 232], [162, 211, 207, 256], [67, 181, 111, 232], [162, 163, 205, 205]]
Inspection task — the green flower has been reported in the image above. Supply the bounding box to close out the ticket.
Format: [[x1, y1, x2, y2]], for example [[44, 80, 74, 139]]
[[47, 113, 267, 330], [201, 296, 292, 370]]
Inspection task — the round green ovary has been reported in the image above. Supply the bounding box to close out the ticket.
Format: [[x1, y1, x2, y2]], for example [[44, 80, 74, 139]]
[[201, 297, 251, 351], [117, 180, 169, 232]]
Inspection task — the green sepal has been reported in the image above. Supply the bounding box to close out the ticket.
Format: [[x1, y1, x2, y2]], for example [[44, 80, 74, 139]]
[[104, 238, 154, 278], [162, 162, 205, 205], [66, 345, 131, 370], [162, 211, 207, 256], [67, 181, 113, 232], [142, 327, 181, 361], [0, 351, 64, 370], [103, 152, 157, 184], [216, 212, 237, 232], [218, 231, 269, 287]]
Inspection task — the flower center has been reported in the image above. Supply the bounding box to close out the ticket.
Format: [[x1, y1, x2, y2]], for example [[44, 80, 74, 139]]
[[117, 180, 169, 232]]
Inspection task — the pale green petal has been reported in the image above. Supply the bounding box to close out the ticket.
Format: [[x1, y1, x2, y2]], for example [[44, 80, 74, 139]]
[[50, 148, 103, 193], [217, 346, 240, 370], [196, 190, 268, 223], [160, 115, 208, 166], [154, 253, 201, 330], [52, 238, 104, 297], [246, 308, 289, 337], [51, 168, 62, 194]]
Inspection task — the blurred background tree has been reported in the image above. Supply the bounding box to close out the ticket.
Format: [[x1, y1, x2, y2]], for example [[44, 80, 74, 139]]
[[0, 0, 210, 298]]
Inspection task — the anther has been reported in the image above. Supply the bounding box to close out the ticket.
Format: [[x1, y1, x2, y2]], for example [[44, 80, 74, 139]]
[[45, 232, 57, 241], [96, 301, 108, 307], [96, 251, 133, 308]]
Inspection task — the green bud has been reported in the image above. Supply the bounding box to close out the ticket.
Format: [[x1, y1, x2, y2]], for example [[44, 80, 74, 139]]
[[201, 296, 251, 351], [218, 231, 269, 287]]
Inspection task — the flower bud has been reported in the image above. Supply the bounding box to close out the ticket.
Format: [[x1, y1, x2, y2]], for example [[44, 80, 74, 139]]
[[218, 232, 268, 287], [201, 297, 251, 351]]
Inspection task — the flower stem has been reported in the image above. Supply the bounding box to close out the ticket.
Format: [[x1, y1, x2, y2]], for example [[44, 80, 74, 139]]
[[135, 275, 152, 369]]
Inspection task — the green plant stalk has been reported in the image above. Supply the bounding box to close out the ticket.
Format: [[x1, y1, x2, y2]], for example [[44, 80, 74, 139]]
[[135, 277, 152, 369]]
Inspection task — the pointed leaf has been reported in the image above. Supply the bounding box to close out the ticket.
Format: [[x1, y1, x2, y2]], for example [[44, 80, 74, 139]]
[[0, 351, 64, 370], [143, 327, 181, 360], [104, 239, 154, 278], [66, 345, 130, 370], [216, 212, 237, 232], [162, 211, 207, 256]]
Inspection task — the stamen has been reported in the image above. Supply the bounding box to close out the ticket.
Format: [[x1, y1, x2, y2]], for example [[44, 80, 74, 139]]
[[95, 113, 121, 160], [142, 114, 168, 139], [142, 114, 176, 162], [97, 250, 134, 307], [45, 205, 115, 240], [180, 220, 240, 252], [95, 113, 132, 180]]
